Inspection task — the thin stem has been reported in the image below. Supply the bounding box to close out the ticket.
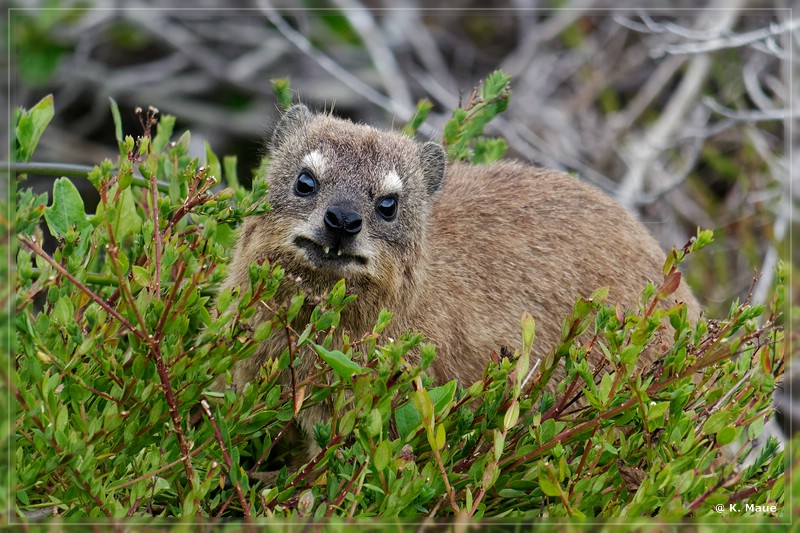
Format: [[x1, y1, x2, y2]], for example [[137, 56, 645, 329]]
[[263, 434, 344, 510], [285, 322, 300, 415], [568, 426, 599, 499], [248, 418, 293, 476], [469, 429, 505, 516], [5, 161, 170, 192], [152, 339, 198, 508], [108, 439, 212, 491], [324, 462, 366, 518], [200, 399, 251, 519], [150, 169, 163, 298], [726, 476, 780, 505], [18, 235, 146, 341], [105, 229, 198, 509], [348, 464, 368, 518], [22, 267, 216, 297], [153, 260, 187, 339], [502, 329, 770, 472], [686, 473, 735, 512], [107, 242, 148, 339], [28, 267, 118, 287], [430, 435, 459, 515]]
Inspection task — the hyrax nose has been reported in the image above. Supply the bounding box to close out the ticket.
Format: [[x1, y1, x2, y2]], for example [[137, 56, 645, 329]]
[[324, 205, 363, 237]]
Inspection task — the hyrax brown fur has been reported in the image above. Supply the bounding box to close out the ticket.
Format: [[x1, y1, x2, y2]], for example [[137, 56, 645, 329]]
[[222, 104, 700, 447]]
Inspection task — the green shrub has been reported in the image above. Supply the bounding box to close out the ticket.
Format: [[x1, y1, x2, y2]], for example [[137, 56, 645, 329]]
[[11, 73, 788, 523]]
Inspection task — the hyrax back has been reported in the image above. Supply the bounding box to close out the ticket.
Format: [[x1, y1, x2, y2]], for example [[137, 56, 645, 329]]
[[223, 105, 699, 435]]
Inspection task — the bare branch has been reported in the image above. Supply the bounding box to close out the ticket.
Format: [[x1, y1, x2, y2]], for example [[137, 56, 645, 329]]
[[256, 1, 414, 122], [328, 0, 414, 111], [703, 96, 799, 122], [615, 0, 746, 209], [653, 18, 800, 58]]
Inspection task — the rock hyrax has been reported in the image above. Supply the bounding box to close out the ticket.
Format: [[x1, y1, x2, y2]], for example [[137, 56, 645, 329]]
[[222, 104, 700, 443]]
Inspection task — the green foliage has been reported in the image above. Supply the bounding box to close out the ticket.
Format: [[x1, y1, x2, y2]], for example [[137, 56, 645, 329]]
[[402, 99, 434, 137], [14, 94, 54, 163], [271, 78, 294, 111], [442, 70, 511, 163], [13, 76, 787, 523], [10, 10, 77, 86]]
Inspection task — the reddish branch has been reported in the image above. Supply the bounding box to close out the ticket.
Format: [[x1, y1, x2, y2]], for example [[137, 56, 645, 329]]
[[18, 235, 145, 341], [200, 399, 251, 519], [324, 462, 367, 518], [150, 170, 163, 298]]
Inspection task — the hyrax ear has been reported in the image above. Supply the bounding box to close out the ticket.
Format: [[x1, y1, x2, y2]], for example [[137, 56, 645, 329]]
[[270, 104, 313, 150], [420, 141, 446, 195]]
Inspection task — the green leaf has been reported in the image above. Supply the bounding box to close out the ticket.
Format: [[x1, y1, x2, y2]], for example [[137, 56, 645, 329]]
[[747, 417, 765, 441], [287, 293, 304, 322], [539, 418, 556, 444], [152, 115, 176, 153], [690, 228, 715, 253], [429, 380, 457, 414], [503, 400, 520, 430], [44, 177, 90, 238], [619, 344, 642, 366], [482, 70, 511, 99], [111, 187, 143, 241], [313, 344, 364, 382], [374, 439, 391, 471], [702, 412, 731, 435], [482, 460, 498, 491], [538, 467, 562, 497], [412, 388, 434, 426], [434, 423, 446, 451], [131, 266, 149, 289], [223, 155, 240, 190], [51, 296, 74, 326], [493, 429, 505, 460], [15, 94, 55, 162], [716, 426, 739, 446], [131, 354, 147, 380], [327, 279, 347, 305], [254, 321, 273, 342], [521, 311, 535, 357], [205, 141, 222, 185], [338, 409, 356, 436], [402, 99, 433, 137], [598, 372, 614, 403], [472, 137, 507, 164], [648, 401, 670, 421], [271, 78, 294, 110], [395, 403, 420, 440], [395, 381, 456, 439], [14, 188, 48, 235], [591, 286, 610, 302], [109, 97, 123, 144], [420, 343, 436, 369], [86, 159, 115, 190], [364, 408, 382, 438], [373, 309, 393, 334]]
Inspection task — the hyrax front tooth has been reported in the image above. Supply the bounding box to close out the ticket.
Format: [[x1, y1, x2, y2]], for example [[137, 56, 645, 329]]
[[323, 245, 330, 254], [337, 249, 342, 256]]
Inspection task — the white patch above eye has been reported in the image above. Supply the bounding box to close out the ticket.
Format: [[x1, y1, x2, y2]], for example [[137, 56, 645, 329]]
[[302, 150, 327, 175], [382, 169, 403, 194]]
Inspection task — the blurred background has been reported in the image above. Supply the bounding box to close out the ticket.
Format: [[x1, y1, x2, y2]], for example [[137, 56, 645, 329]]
[[6, 2, 797, 438]]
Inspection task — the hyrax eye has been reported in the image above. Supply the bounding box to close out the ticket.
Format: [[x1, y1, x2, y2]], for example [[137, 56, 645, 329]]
[[294, 171, 318, 197], [375, 195, 398, 221]]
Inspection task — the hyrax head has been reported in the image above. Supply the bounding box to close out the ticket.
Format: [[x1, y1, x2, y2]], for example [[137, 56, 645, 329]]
[[262, 105, 446, 290]]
